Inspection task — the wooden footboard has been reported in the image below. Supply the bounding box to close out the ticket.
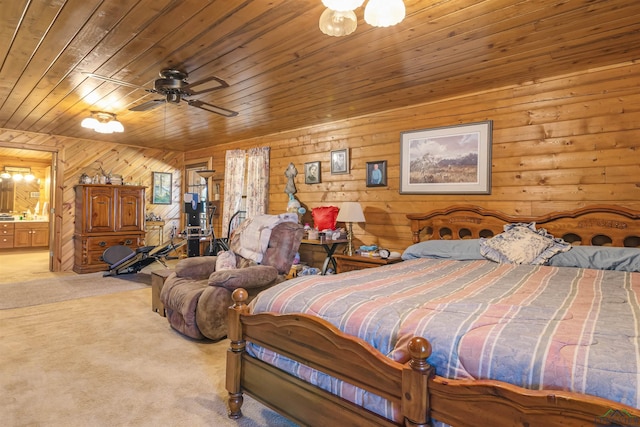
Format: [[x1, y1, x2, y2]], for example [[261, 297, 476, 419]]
[[226, 288, 433, 426], [227, 288, 640, 426]]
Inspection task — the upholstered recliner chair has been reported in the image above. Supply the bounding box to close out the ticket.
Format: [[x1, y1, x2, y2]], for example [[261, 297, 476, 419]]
[[160, 214, 304, 341]]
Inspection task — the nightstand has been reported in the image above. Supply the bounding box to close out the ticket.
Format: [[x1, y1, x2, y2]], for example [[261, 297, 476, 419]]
[[333, 254, 402, 273]]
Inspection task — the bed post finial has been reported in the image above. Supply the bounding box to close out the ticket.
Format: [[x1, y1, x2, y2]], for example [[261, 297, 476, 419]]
[[408, 337, 432, 372]]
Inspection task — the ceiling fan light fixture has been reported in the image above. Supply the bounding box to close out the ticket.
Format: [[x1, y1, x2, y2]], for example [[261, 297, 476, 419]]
[[319, 8, 358, 37], [81, 111, 124, 134], [85, 70, 238, 117], [81, 117, 99, 129], [364, 0, 406, 27], [322, 0, 365, 12]]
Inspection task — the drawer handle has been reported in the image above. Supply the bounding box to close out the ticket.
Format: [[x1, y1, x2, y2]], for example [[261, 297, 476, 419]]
[[99, 241, 107, 247], [124, 239, 133, 245]]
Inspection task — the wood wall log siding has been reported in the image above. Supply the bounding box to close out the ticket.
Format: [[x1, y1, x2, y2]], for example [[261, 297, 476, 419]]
[[0, 131, 184, 272], [1, 62, 639, 272], [188, 62, 640, 268]]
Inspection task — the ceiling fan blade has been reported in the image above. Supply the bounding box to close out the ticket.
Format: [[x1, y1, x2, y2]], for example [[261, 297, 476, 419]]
[[129, 99, 166, 111], [184, 76, 229, 95], [83, 72, 153, 92], [187, 99, 238, 117]]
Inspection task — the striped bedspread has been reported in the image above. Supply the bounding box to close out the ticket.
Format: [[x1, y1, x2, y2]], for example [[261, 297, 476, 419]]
[[248, 258, 640, 421]]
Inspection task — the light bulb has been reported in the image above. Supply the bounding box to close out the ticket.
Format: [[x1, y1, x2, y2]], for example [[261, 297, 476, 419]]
[[94, 121, 113, 134], [364, 0, 406, 27], [319, 8, 358, 37], [109, 120, 124, 133], [81, 117, 99, 129], [322, 0, 364, 12]]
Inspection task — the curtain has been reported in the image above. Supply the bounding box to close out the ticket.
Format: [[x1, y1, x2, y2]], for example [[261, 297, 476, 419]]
[[245, 147, 270, 218], [222, 150, 246, 237]]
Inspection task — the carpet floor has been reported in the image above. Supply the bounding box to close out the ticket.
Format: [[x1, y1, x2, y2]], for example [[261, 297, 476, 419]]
[[0, 288, 297, 427], [0, 271, 151, 309]]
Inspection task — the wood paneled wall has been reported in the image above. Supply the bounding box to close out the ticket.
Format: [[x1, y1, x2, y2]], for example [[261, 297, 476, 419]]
[[0, 130, 184, 271], [2, 62, 640, 272], [188, 62, 640, 268]]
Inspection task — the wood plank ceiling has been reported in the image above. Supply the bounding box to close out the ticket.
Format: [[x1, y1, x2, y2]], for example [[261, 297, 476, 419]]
[[0, 0, 638, 152]]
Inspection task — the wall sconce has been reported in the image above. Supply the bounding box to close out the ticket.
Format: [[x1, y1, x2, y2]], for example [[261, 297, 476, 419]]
[[336, 201, 366, 256], [319, 0, 405, 36], [1, 166, 35, 182], [81, 111, 124, 134]]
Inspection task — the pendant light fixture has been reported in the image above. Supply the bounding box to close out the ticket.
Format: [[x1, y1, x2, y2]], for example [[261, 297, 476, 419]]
[[319, 0, 405, 36]]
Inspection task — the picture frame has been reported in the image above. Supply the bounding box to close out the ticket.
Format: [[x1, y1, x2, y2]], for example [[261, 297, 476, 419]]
[[400, 121, 492, 194], [366, 160, 387, 187], [330, 149, 349, 175], [305, 161, 321, 184], [151, 171, 172, 204]]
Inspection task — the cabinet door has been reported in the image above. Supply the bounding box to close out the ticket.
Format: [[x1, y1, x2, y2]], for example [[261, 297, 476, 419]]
[[31, 228, 49, 247], [116, 187, 144, 232], [86, 186, 115, 233], [13, 228, 31, 247]]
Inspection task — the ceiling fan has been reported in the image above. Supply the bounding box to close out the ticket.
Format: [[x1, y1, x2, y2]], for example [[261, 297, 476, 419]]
[[83, 69, 238, 117]]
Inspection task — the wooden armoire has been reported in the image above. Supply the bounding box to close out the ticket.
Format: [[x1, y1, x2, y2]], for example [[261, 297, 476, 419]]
[[73, 184, 146, 273]]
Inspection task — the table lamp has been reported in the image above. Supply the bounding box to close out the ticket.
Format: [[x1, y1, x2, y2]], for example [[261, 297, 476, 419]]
[[336, 202, 366, 256]]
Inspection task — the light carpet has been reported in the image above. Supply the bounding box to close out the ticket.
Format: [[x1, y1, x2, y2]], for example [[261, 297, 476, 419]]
[[0, 271, 151, 309], [0, 287, 297, 427]]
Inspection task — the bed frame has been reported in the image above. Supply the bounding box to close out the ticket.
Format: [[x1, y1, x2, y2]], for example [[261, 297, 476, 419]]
[[226, 205, 640, 427]]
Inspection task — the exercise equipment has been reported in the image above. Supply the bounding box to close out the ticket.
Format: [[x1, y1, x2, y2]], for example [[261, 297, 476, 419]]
[[102, 237, 185, 276]]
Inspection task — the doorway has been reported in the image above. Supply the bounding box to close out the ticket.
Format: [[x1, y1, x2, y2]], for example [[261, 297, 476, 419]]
[[0, 146, 56, 274]]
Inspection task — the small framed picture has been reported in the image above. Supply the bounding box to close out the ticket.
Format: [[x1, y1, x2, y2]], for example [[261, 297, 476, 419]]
[[330, 149, 349, 174], [152, 171, 172, 204], [366, 160, 387, 187], [305, 161, 321, 184]]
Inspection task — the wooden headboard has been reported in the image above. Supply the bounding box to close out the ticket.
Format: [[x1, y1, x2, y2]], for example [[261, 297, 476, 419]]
[[407, 205, 640, 248]]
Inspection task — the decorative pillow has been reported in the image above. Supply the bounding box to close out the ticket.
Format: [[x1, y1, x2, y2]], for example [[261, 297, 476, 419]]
[[215, 250, 236, 271], [402, 239, 485, 261], [480, 222, 570, 265], [546, 246, 640, 272], [311, 206, 339, 231]]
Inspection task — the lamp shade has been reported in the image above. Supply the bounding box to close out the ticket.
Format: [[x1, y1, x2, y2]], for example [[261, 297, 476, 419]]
[[81, 117, 99, 129], [364, 0, 406, 27], [319, 8, 358, 37], [322, 0, 365, 12], [336, 202, 365, 223]]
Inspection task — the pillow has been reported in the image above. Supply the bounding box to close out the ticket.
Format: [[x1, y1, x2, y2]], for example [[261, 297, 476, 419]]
[[215, 250, 236, 271], [312, 206, 339, 231], [480, 222, 570, 265], [546, 246, 640, 272], [402, 239, 484, 261]]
